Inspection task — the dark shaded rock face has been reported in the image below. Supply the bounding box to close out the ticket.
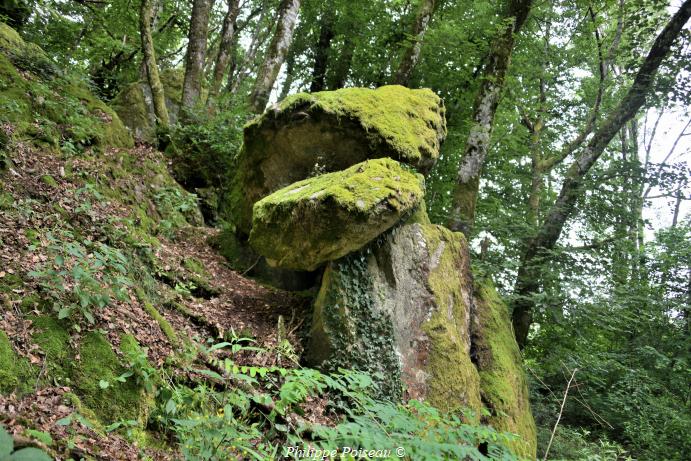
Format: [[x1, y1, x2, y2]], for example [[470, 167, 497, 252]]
[[228, 85, 446, 234]]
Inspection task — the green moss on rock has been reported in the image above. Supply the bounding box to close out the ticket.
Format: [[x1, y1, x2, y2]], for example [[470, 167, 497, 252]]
[[418, 225, 482, 413], [271, 86, 446, 166], [308, 223, 483, 410], [228, 85, 446, 234], [111, 69, 185, 144], [474, 281, 537, 459], [250, 158, 424, 271]]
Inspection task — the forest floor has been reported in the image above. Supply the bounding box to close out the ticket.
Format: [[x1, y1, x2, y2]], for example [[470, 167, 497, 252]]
[[0, 143, 314, 459]]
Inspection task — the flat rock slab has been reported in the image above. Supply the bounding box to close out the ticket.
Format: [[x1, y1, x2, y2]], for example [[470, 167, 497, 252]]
[[229, 85, 446, 233], [249, 158, 424, 271]]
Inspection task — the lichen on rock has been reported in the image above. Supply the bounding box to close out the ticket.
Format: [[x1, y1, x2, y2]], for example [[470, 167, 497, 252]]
[[307, 223, 482, 410], [473, 281, 538, 459], [249, 158, 424, 271], [228, 85, 446, 234]]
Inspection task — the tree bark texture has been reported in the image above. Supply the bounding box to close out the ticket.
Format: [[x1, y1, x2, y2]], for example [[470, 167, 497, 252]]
[[209, 0, 241, 99], [139, 0, 169, 126], [393, 0, 436, 86], [249, 0, 301, 113], [328, 34, 354, 90], [181, 0, 213, 109], [310, 7, 335, 92], [448, 0, 533, 235], [511, 0, 691, 348]]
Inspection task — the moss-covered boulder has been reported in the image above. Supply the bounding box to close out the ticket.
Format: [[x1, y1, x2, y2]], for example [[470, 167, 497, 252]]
[[111, 69, 185, 144], [229, 85, 446, 233], [0, 23, 133, 149], [249, 158, 424, 271], [306, 223, 536, 456], [473, 282, 537, 459]]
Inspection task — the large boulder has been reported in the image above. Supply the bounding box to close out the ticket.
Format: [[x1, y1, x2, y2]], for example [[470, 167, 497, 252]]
[[228, 85, 446, 233], [306, 223, 536, 458], [249, 158, 424, 271], [111, 69, 185, 144]]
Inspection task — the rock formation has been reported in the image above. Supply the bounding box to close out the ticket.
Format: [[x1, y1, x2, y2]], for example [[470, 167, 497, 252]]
[[229, 85, 446, 235], [225, 85, 537, 458]]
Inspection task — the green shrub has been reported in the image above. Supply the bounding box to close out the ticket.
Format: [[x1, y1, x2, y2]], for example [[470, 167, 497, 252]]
[[165, 102, 246, 223], [154, 342, 525, 461]]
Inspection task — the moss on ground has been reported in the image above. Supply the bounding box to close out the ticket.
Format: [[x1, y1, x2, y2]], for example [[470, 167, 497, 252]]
[[135, 287, 179, 347], [0, 22, 132, 151], [0, 330, 36, 395], [30, 316, 71, 384], [72, 332, 150, 424]]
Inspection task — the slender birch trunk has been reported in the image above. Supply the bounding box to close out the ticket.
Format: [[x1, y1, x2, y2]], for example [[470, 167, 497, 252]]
[[249, 0, 301, 113], [139, 0, 169, 127]]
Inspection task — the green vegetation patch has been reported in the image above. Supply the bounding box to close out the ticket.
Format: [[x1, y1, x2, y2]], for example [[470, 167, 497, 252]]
[[71, 332, 149, 424], [0, 330, 35, 395], [0, 22, 132, 151]]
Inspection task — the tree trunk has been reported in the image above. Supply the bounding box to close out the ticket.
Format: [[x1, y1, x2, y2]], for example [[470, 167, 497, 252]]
[[181, 0, 214, 110], [393, 0, 436, 86], [328, 34, 354, 90], [228, 4, 270, 94], [310, 7, 335, 92], [279, 49, 296, 100], [511, 0, 691, 348], [447, 0, 533, 235], [249, 0, 301, 113], [139, 0, 169, 127], [209, 0, 241, 100]]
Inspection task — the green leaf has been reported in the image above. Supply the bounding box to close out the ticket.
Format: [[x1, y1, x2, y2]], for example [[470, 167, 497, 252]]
[[99, 380, 109, 389], [8, 447, 52, 461], [164, 399, 177, 415], [23, 430, 52, 447], [55, 415, 72, 426], [191, 368, 224, 380], [57, 308, 71, 319], [0, 425, 13, 458]]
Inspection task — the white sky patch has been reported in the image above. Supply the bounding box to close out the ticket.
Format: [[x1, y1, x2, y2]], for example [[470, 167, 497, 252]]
[[641, 106, 691, 232]]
